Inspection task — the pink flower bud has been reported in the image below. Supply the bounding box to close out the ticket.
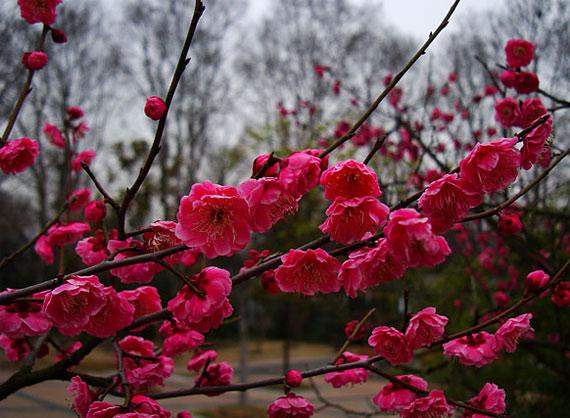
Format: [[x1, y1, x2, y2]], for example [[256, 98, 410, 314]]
[[525, 270, 550, 292], [285, 369, 303, 387], [51, 28, 68, 43], [145, 96, 167, 120], [22, 51, 48, 71]]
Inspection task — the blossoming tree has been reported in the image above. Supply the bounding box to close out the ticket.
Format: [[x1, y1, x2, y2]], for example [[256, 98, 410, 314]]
[[0, 0, 569, 417]]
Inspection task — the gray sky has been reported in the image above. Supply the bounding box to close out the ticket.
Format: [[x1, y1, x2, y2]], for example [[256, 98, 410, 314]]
[[247, 0, 497, 38]]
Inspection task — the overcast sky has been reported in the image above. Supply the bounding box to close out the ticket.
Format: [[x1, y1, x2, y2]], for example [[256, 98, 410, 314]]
[[246, 0, 497, 39]]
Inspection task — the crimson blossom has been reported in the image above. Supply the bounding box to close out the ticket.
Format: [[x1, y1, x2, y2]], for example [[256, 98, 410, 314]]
[[405, 307, 448, 349], [400, 390, 454, 418], [324, 351, 369, 388], [319, 196, 389, 244], [267, 393, 314, 418], [463, 383, 506, 418], [505, 39, 535, 68], [459, 137, 521, 194], [495, 313, 534, 353], [339, 238, 406, 298], [442, 332, 500, 367], [494, 97, 521, 128], [384, 208, 451, 268], [18, 0, 62, 25], [278, 151, 325, 198], [368, 326, 413, 366], [418, 173, 482, 233], [274, 248, 341, 296], [167, 267, 233, 333], [373, 374, 428, 412], [521, 114, 552, 170], [320, 159, 381, 200], [238, 177, 299, 233], [0, 137, 40, 175], [176, 180, 252, 258], [0, 295, 50, 338]]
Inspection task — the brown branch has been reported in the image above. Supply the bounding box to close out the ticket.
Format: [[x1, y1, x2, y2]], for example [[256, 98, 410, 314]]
[[537, 88, 570, 107], [0, 244, 187, 305], [113, 339, 131, 407], [81, 162, 120, 211], [1, 26, 49, 146], [0, 201, 70, 272], [117, 0, 206, 239]]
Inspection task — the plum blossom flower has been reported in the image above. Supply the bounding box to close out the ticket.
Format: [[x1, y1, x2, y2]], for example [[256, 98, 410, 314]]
[[324, 352, 368, 388], [419, 173, 482, 233], [267, 393, 314, 418], [459, 137, 521, 194], [463, 383, 506, 418], [372, 374, 428, 412], [85, 401, 122, 418], [443, 332, 499, 367], [120, 286, 162, 325], [238, 178, 298, 233], [320, 159, 381, 200], [67, 376, 95, 418], [320, 197, 389, 244], [340, 239, 406, 298], [72, 149, 96, 172], [520, 98, 547, 129], [84, 200, 106, 223], [0, 336, 30, 362], [368, 326, 413, 365], [163, 330, 204, 358], [0, 295, 50, 338], [108, 238, 163, 284], [551, 282, 570, 307], [83, 287, 134, 338], [47, 222, 91, 247], [18, 0, 62, 25], [384, 209, 451, 268], [75, 229, 111, 266], [167, 267, 233, 333], [494, 97, 521, 128], [118, 336, 173, 390], [505, 39, 535, 68], [68, 188, 92, 211], [400, 390, 454, 418], [495, 313, 534, 353], [194, 362, 233, 392], [513, 71, 539, 94], [142, 220, 200, 267], [35, 235, 54, 264], [278, 151, 324, 198], [497, 209, 523, 235], [42, 275, 107, 336], [130, 395, 171, 418], [274, 248, 341, 296], [521, 114, 552, 170], [0, 137, 40, 175], [43, 123, 65, 148], [176, 181, 252, 258], [405, 307, 448, 349], [252, 153, 279, 177], [187, 350, 217, 372]]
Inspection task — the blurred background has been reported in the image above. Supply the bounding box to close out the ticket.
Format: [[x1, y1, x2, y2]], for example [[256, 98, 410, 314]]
[[0, 0, 569, 416]]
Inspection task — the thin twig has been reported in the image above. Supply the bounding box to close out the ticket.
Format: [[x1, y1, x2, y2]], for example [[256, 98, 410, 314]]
[[331, 308, 376, 364], [0, 201, 70, 272], [81, 162, 120, 211], [1, 26, 49, 146], [118, 0, 206, 239]]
